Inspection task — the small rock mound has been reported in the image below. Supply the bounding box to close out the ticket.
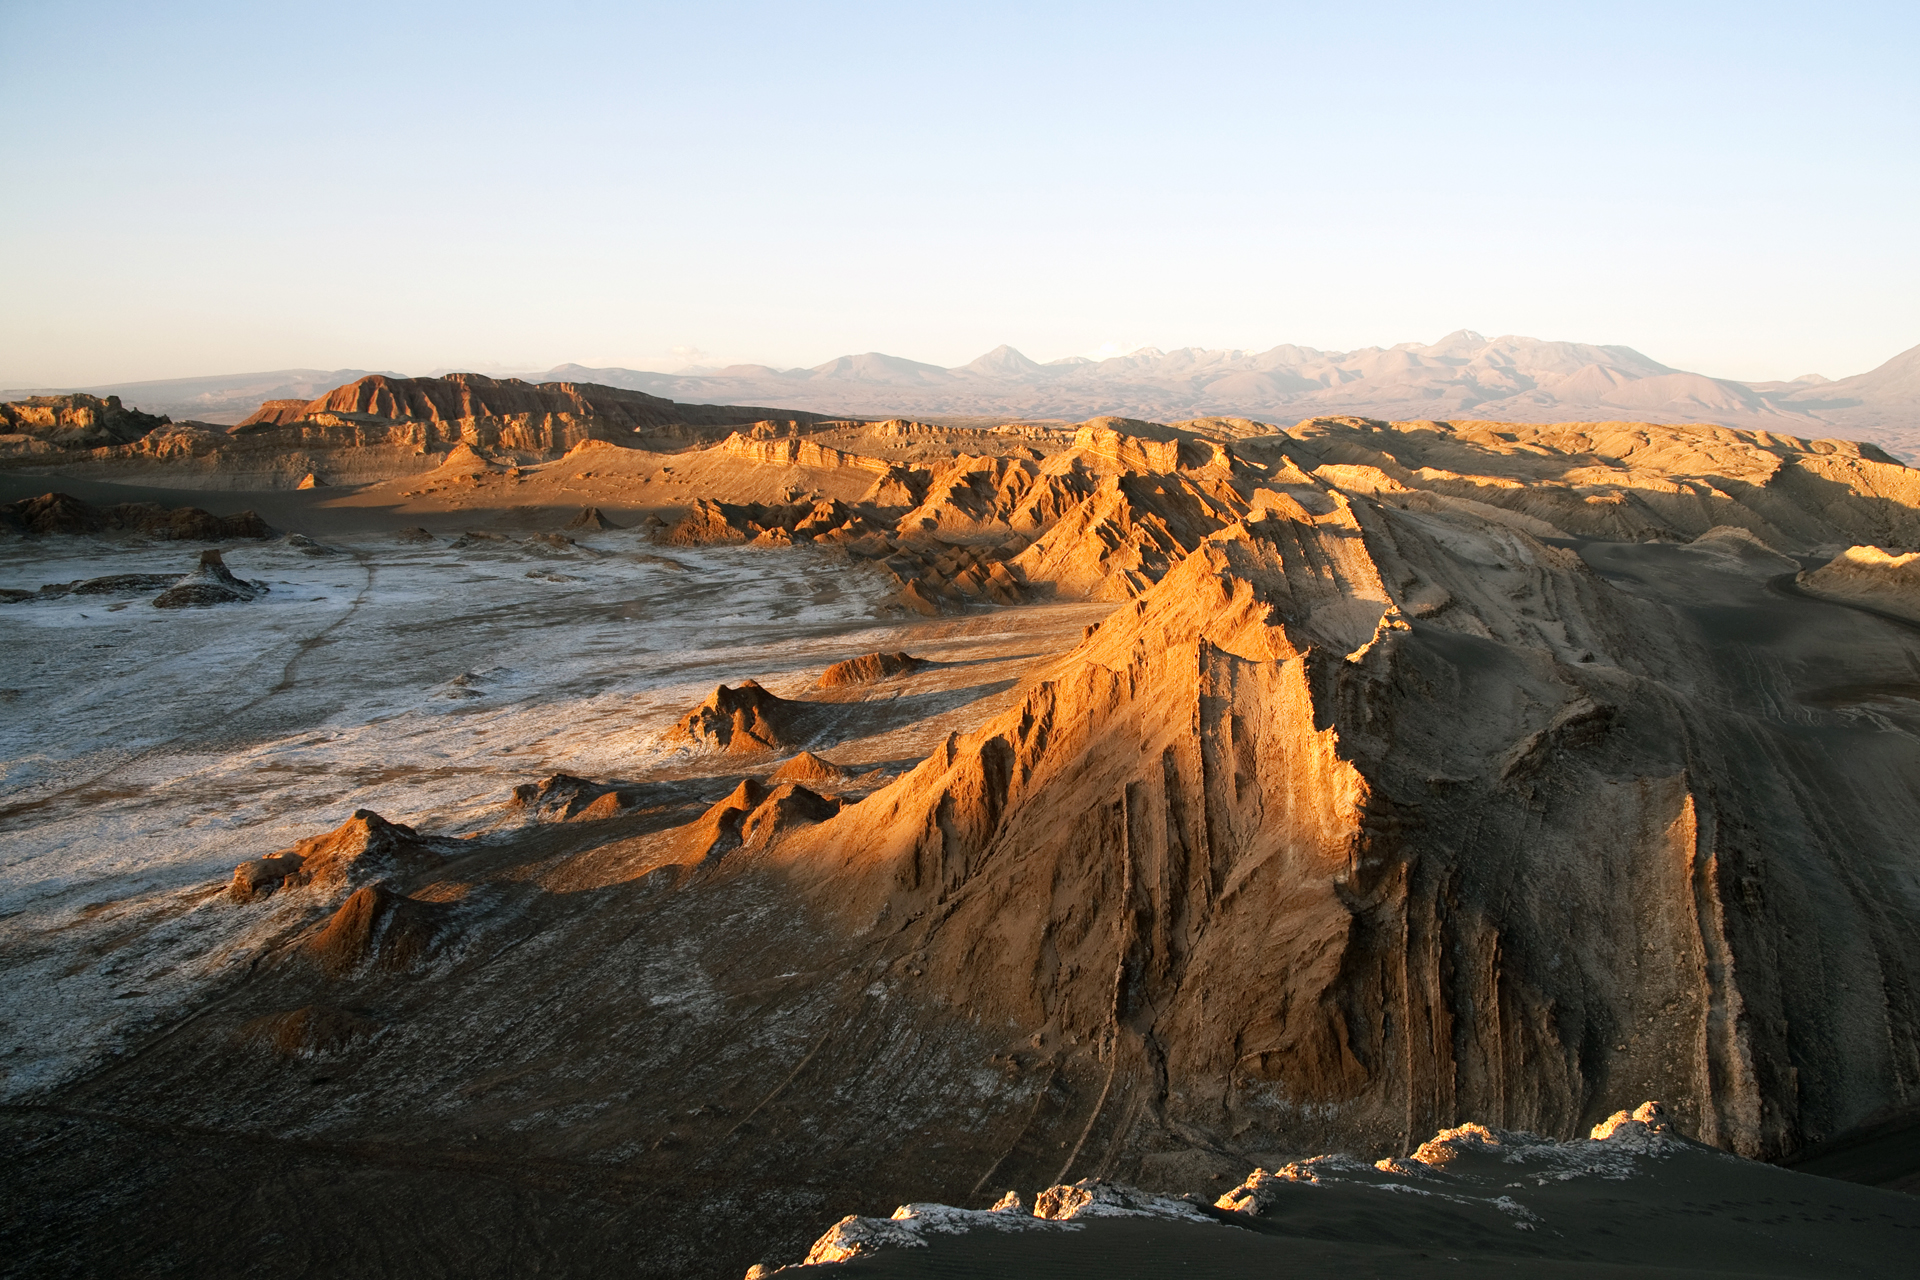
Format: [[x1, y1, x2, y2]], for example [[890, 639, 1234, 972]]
[[296, 472, 323, 489], [739, 782, 842, 848], [394, 526, 436, 544], [152, 549, 270, 608], [307, 883, 447, 975], [229, 809, 436, 901], [436, 442, 497, 475], [281, 533, 338, 556], [683, 779, 841, 859], [667, 680, 803, 754], [769, 750, 845, 783], [817, 651, 928, 687], [238, 1003, 376, 1056], [565, 506, 621, 531], [509, 773, 622, 821]]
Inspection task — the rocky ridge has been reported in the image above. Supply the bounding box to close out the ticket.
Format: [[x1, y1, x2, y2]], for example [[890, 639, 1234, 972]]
[[0, 373, 832, 488]]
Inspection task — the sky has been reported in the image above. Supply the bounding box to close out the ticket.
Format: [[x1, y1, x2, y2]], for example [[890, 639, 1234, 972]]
[[2, 1, 1916, 387]]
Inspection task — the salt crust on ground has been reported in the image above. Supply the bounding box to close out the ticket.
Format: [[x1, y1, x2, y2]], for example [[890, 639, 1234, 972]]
[[0, 529, 910, 1098]]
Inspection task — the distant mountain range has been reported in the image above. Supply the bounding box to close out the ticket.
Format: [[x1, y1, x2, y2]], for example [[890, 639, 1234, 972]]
[[12, 332, 1919, 458]]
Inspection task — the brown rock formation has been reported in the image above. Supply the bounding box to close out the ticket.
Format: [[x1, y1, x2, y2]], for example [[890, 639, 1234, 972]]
[[229, 810, 438, 901], [664, 498, 791, 546], [682, 779, 842, 860], [719, 432, 891, 474], [817, 652, 929, 687], [774, 470, 1920, 1163], [565, 506, 621, 531], [0, 393, 167, 451], [663, 496, 868, 547], [666, 681, 804, 754], [151, 549, 268, 608], [770, 751, 847, 783], [509, 774, 621, 821], [1797, 545, 1920, 622], [307, 883, 448, 976], [235, 372, 826, 458]]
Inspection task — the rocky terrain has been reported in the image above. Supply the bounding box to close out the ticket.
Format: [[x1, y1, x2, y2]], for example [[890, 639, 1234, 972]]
[[3, 394, 1919, 1277], [782, 1103, 1917, 1276], [0, 373, 833, 490]]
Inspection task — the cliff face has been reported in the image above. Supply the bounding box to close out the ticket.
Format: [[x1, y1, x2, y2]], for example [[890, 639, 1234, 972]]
[[771, 467, 1920, 1163], [233, 372, 827, 458], [0, 393, 167, 454]]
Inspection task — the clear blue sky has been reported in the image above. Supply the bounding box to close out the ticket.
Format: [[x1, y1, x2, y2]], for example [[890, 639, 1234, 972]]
[[3, 1, 1915, 385]]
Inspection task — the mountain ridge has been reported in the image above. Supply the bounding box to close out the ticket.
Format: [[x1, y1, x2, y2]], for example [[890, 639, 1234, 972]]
[[11, 332, 1917, 459]]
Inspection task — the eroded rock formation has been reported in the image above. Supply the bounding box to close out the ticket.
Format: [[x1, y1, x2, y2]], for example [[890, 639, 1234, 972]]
[[151, 549, 269, 608], [667, 681, 807, 754], [771, 459, 1920, 1162], [817, 652, 928, 687], [0, 394, 167, 453], [229, 809, 438, 901]]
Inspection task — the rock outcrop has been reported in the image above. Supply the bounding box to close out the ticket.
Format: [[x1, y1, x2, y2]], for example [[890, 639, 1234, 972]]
[[509, 773, 623, 821], [1797, 545, 1920, 622], [565, 506, 621, 531], [666, 681, 806, 754], [663, 497, 873, 547], [769, 751, 847, 783], [151, 549, 269, 608], [817, 652, 928, 687], [0, 394, 167, 452], [307, 883, 448, 976], [226, 372, 829, 464], [682, 779, 842, 860], [229, 810, 437, 901]]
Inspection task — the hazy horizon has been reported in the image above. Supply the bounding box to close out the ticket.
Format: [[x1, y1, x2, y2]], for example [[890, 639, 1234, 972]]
[[4, 326, 1913, 396]]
